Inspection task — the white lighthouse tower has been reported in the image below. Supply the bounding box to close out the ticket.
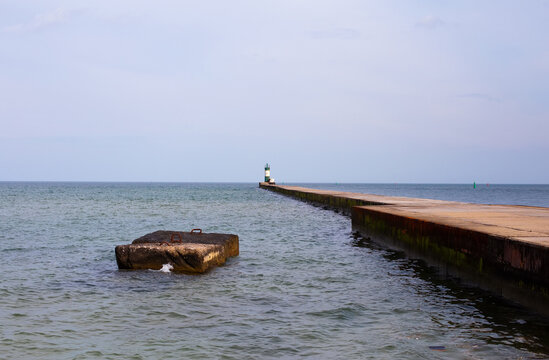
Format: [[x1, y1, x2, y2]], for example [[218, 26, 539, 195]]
[[264, 163, 275, 184]]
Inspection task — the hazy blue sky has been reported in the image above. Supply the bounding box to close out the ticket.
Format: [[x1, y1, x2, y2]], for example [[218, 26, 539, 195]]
[[1, 1, 548, 182]]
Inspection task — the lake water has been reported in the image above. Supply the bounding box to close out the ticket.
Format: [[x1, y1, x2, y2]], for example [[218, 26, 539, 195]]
[[1, 182, 548, 359]]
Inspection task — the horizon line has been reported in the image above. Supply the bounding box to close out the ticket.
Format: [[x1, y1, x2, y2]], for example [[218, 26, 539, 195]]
[[0, 180, 548, 185]]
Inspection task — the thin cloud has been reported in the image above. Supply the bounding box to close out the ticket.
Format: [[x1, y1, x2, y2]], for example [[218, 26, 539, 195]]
[[416, 16, 445, 29], [457, 93, 501, 103], [4, 8, 70, 33], [310, 28, 360, 40]]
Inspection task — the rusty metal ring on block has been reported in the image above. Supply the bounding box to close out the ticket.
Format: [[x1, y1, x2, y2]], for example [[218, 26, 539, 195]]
[[170, 233, 183, 243], [191, 228, 202, 234], [160, 242, 170, 246]]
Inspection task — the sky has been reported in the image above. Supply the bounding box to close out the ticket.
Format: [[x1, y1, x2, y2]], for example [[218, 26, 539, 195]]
[[1, 1, 548, 183]]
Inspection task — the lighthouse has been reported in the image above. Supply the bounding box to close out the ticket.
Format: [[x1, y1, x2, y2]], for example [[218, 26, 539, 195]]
[[264, 163, 270, 182], [264, 163, 276, 184]]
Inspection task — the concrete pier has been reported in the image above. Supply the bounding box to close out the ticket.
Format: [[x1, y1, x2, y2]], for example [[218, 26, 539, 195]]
[[259, 182, 549, 315]]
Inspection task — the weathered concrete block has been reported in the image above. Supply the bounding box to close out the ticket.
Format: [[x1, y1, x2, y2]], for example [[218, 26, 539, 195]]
[[115, 230, 239, 273]]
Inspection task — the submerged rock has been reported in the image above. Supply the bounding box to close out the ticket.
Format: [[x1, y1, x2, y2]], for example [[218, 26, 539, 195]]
[[115, 230, 239, 273]]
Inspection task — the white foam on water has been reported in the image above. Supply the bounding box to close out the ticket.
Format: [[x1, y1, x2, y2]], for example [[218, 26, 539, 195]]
[[158, 263, 173, 273]]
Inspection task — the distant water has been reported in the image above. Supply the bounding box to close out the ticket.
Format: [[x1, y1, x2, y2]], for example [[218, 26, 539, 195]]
[[1, 182, 548, 359], [287, 183, 549, 208]]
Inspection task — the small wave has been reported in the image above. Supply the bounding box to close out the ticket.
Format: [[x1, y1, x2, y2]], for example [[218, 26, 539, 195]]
[[158, 263, 173, 273], [1, 247, 26, 252], [307, 305, 364, 320]]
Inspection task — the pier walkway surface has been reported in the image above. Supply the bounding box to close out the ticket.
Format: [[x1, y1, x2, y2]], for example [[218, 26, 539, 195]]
[[259, 183, 549, 315]]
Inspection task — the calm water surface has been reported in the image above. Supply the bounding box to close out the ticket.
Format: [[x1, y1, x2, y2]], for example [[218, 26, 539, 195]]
[[1, 182, 548, 359]]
